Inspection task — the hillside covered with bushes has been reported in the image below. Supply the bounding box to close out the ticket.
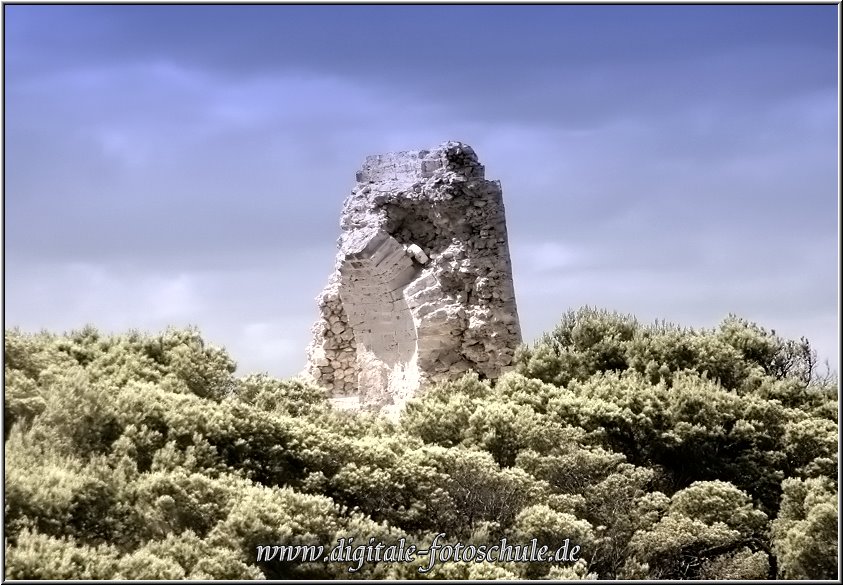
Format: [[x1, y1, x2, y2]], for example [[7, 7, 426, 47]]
[[4, 307, 838, 579]]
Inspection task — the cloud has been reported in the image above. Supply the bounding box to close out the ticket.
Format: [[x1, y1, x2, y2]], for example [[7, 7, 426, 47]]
[[236, 322, 301, 376], [4, 5, 837, 378], [512, 230, 838, 372], [4, 262, 201, 331], [512, 241, 591, 274], [3, 257, 325, 377], [3, 63, 457, 268]]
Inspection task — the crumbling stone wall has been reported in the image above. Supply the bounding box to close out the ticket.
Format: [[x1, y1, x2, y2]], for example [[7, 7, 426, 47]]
[[305, 141, 521, 412]]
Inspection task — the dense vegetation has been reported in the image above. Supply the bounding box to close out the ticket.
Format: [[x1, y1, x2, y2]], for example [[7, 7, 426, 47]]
[[4, 307, 838, 579]]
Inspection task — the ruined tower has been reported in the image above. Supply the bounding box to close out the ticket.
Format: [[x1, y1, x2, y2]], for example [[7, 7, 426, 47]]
[[305, 141, 521, 414]]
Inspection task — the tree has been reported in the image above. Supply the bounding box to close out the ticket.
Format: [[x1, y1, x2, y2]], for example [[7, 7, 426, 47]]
[[4, 311, 837, 579], [771, 477, 838, 579]]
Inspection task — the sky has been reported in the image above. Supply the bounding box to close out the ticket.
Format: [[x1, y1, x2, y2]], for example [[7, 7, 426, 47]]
[[3, 5, 839, 378]]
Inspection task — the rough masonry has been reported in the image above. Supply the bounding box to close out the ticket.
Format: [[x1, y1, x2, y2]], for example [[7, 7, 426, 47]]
[[304, 141, 521, 414]]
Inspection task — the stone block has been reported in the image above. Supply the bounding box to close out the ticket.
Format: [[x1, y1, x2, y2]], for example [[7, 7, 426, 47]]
[[304, 141, 521, 417]]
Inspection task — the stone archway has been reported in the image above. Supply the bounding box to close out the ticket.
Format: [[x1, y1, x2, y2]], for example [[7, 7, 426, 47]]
[[338, 230, 422, 405]]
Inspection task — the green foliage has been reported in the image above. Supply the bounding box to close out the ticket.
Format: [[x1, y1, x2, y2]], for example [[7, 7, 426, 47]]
[[3, 367, 46, 438], [399, 372, 490, 447], [515, 308, 826, 397], [782, 417, 838, 480], [669, 481, 768, 537], [4, 529, 121, 580], [207, 483, 343, 579], [513, 504, 595, 578], [771, 477, 838, 579], [425, 446, 544, 537], [537, 370, 796, 513], [4, 427, 138, 548], [514, 307, 637, 386], [234, 373, 330, 417], [627, 514, 745, 578], [4, 311, 837, 579], [699, 547, 771, 579]]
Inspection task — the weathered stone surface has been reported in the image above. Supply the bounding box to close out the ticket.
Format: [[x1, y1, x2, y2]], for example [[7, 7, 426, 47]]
[[304, 141, 521, 414]]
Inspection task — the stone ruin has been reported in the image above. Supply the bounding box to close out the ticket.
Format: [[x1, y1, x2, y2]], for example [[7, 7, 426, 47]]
[[304, 141, 521, 415]]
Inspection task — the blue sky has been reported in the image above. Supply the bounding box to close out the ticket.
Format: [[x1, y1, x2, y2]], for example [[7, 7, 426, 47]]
[[3, 5, 839, 377]]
